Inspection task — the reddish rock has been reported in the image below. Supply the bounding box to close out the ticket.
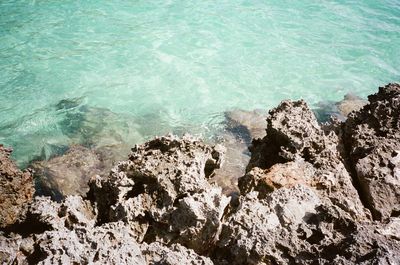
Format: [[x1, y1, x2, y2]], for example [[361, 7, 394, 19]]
[[0, 145, 34, 228]]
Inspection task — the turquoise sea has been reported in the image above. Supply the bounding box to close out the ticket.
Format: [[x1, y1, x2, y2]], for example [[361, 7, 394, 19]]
[[1, 0, 399, 167]]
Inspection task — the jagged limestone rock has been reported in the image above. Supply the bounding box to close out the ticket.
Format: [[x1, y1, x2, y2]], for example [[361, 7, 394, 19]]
[[0, 145, 34, 228], [245, 100, 368, 220], [344, 83, 400, 220], [141, 242, 214, 265], [89, 134, 229, 252]]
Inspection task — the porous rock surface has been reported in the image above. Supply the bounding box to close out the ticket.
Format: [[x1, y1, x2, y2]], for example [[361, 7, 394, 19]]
[[89, 134, 229, 253], [0, 145, 34, 228], [217, 186, 400, 264], [141, 242, 213, 265], [1, 196, 147, 264], [1, 84, 400, 265], [344, 83, 400, 220], [244, 99, 368, 221]]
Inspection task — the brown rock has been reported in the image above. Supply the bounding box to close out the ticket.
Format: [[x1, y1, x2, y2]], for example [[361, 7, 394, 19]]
[[239, 161, 314, 196], [32, 145, 104, 200], [0, 145, 34, 228]]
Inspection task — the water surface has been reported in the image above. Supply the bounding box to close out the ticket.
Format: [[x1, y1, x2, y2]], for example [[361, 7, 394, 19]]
[[1, 0, 399, 166]]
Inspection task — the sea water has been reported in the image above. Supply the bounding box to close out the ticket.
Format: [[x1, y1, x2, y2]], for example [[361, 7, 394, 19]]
[[1, 0, 399, 166]]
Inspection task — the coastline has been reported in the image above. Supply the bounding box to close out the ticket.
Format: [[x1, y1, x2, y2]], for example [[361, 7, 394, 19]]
[[1, 83, 399, 264]]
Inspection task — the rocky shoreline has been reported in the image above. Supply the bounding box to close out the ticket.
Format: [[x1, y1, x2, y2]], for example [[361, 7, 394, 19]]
[[1, 83, 399, 264]]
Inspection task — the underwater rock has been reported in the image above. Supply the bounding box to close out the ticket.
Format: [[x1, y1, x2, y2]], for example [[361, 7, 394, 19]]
[[211, 133, 249, 195], [314, 93, 367, 122], [212, 109, 267, 194], [224, 109, 267, 142], [89, 134, 228, 252], [0, 145, 34, 228], [58, 104, 144, 150], [28, 102, 145, 200], [336, 93, 367, 117], [344, 83, 400, 220], [245, 100, 368, 220], [31, 145, 104, 200]]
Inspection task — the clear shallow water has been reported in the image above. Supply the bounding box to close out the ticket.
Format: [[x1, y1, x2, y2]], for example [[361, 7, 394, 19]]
[[1, 0, 399, 166]]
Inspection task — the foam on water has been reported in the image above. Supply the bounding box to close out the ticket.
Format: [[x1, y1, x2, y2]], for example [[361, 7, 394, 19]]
[[1, 0, 399, 166]]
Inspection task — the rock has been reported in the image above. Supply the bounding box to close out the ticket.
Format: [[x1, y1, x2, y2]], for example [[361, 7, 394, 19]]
[[57, 103, 144, 152], [0, 145, 34, 228], [2, 84, 400, 265], [34, 221, 145, 265], [4, 99, 143, 168], [245, 100, 368, 220], [336, 94, 367, 117], [319, 216, 400, 265], [89, 134, 229, 252], [211, 109, 267, 195], [0, 233, 33, 265], [224, 109, 267, 142], [211, 133, 249, 195], [314, 94, 367, 122], [344, 83, 400, 220], [31, 145, 104, 200], [218, 185, 400, 265], [239, 160, 314, 197], [141, 242, 214, 265], [7, 196, 97, 236], [217, 185, 321, 264], [247, 100, 326, 169], [167, 187, 230, 253], [1, 196, 145, 265]]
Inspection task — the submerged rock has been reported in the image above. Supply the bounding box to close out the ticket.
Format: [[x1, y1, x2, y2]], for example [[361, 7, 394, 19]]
[[336, 93, 368, 117], [0, 145, 34, 228], [56, 101, 144, 151], [211, 133, 249, 194], [314, 93, 367, 122], [32, 145, 104, 200], [344, 83, 400, 220], [212, 109, 267, 194], [224, 109, 267, 142]]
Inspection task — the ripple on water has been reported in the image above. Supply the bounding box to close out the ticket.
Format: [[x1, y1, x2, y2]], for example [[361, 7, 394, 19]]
[[0, 0, 399, 165]]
